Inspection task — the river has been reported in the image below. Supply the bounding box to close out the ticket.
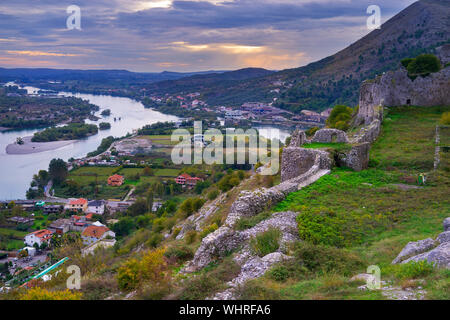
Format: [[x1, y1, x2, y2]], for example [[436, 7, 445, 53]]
[[0, 84, 291, 200]]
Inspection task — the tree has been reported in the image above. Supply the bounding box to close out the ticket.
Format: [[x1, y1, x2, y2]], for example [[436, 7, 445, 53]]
[[146, 189, 154, 212], [406, 54, 441, 77], [48, 158, 68, 185], [326, 105, 353, 131], [142, 166, 154, 176], [127, 198, 148, 217]]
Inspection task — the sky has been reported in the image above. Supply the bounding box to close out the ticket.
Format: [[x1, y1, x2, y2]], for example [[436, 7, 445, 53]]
[[0, 0, 418, 72]]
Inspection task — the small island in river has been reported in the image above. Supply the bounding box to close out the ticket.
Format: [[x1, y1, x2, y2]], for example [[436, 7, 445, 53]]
[[6, 136, 76, 155]]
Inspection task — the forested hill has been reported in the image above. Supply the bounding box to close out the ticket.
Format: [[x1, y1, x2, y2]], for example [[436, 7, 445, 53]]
[[145, 0, 449, 112]]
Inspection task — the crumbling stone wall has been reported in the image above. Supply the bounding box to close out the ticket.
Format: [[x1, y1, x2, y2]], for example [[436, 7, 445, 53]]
[[312, 128, 349, 143], [335, 143, 371, 172], [355, 67, 450, 126]]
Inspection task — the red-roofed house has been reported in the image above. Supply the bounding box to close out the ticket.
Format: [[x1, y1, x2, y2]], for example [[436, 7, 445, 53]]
[[175, 174, 203, 187], [107, 174, 124, 186], [65, 198, 88, 212], [24, 229, 53, 247], [81, 225, 115, 245]]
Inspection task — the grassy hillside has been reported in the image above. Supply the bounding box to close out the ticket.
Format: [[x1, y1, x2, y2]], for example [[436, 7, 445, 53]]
[[237, 105, 450, 300]]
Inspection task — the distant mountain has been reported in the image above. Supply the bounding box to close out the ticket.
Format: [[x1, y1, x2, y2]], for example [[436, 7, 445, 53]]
[[146, 0, 449, 111], [0, 68, 226, 84], [145, 67, 275, 95]]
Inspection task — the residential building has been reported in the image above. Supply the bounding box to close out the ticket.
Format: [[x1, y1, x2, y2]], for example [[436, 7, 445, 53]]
[[87, 200, 105, 215], [65, 198, 88, 212], [48, 219, 71, 235], [24, 229, 53, 247], [81, 225, 115, 246], [175, 174, 203, 187], [43, 205, 62, 215], [7, 217, 34, 226], [107, 174, 124, 186]]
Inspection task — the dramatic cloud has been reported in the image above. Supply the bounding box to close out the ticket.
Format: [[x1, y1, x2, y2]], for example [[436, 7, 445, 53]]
[[0, 0, 417, 71]]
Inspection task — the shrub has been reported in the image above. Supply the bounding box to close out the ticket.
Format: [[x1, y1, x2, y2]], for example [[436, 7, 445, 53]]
[[19, 288, 82, 300], [164, 244, 194, 262], [326, 105, 353, 131], [185, 230, 197, 244], [236, 279, 282, 300], [394, 260, 436, 280], [250, 228, 281, 257], [293, 242, 363, 277], [401, 58, 414, 68], [146, 232, 163, 248], [235, 211, 271, 231], [178, 259, 240, 299], [200, 223, 218, 239], [441, 112, 450, 125], [267, 265, 290, 282], [207, 189, 219, 201], [117, 248, 168, 291], [306, 127, 319, 137]]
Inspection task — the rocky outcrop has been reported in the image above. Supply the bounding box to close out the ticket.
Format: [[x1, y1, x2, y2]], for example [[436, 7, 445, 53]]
[[355, 67, 450, 126], [311, 128, 349, 143], [443, 218, 450, 232], [336, 143, 371, 172], [210, 211, 300, 300], [392, 238, 436, 264], [175, 193, 226, 240], [392, 218, 450, 268]]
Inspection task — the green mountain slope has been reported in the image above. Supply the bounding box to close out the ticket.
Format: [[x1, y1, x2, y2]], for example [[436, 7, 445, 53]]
[[147, 0, 449, 112]]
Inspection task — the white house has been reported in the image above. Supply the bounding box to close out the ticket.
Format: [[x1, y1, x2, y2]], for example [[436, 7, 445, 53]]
[[87, 200, 105, 215], [24, 229, 53, 247], [81, 225, 115, 246]]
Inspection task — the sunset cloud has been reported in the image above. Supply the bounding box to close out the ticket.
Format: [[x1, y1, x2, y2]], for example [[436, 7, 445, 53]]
[[0, 0, 417, 71]]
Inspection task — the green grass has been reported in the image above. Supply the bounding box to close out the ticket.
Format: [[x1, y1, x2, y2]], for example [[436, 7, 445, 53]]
[[238, 105, 450, 300], [371, 105, 449, 172], [302, 142, 351, 152], [0, 228, 27, 238], [154, 168, 180, 177]]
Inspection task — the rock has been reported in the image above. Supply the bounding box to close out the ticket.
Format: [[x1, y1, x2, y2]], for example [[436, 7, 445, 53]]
[[436, 231, 450, 245], [443, 218, 450, 232], [183, 227, 245, 273], [351, 273, 376, 283], [336, 143, 370, 172], [225, 188, 285, 227], [186, 211, 299, 273], [289, 129, 307, 147], [213, 252, 293, 300], [311, 128, 349, 143], [402, 242, 450, 269], [392, 238, 436, 264]]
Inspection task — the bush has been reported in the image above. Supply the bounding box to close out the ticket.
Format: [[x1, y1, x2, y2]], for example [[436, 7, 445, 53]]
[[441, 112, 450, 125], [394, 260, 436, 280], [267, 265, 291, 282], [117, 248, 168, 291], [306, 127, 319, 137], [164, 244, 194, 262], [185, 230, 197, 244], [326, 105, 353, 131], [250, 228, 281, 257], [207, 189, 219, 201], [178, 259, 240, 299], [200, 223, 218, 239], [19, 288, 82, 300], [293, 242, 364, 277]]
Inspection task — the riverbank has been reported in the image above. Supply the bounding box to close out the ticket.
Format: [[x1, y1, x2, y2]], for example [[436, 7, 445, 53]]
[[5, 136, 76, 155]]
